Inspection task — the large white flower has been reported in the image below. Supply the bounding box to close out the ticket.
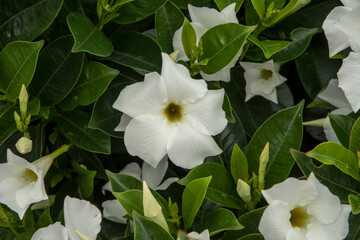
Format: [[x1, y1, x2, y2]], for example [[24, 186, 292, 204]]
[[172, 3, 239, 82], [32, 196, 102, 240], [113, 53, 227, 169], [239, 60, 287, 103], [187, 229, 210, 240], [323, 0, 360, 57], [259, 173, 351, 240]]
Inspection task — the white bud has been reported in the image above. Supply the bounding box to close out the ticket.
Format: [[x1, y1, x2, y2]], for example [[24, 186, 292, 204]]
[[15, 137, 32, 154], [236, 179, 251, 204]]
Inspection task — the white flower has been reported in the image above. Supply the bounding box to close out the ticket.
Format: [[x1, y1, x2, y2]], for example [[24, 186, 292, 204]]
[[259, 173, 351, 240], [112, 53, 227, 169], [31, 196, 101, 240], [323, 0, 360, 57], [102, 158, 178, 224], [239, 60, 286, 103], [15, 136, 33, 154], [187, 229, 210, 240], [172, 3, 239, 82]]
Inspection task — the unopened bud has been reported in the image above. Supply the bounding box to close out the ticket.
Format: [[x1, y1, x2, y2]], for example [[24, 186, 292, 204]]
[[258, 142, 269, 191], [14, 111, 23, 130], [15, 137, 33, 154], [237, 179, 251, 204], [357, 151, 360, 169], [76, 231, 90, 240], [170, 50, 180, 62], [19, 84, 29, 119], [25, 114, 31, 126], [303, 118, 325, 127]]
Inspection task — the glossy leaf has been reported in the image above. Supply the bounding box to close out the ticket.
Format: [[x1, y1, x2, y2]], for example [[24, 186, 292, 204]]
[[250, 0, 265, 20], [113, 190, 143, 217], [171, 0, 211, 9], [59, 61, 119, 110], [237, 234, 264, 240], [306, 142, 360, 181], [349, 194, 360, 215], [246, 102, 304, 188], [178, 162, 244, 209], [349, 117, 360, 154], [329, 114, 355, 149], [231, 144, 249, 182], [29, 35, 84, 106], [67, 12, 114, 57], [113, 0, 167, 24], [248, 35, 290, 59], [0, 0, 63, 47], [155, 1, 184, 53], [0, 104, 17, 145], [71, 161, 96, 198], [56, 110, 111, 154], [181, 18, 197, 62], [0, 41, 43, 102], [347, 213, 360, 240], [107, 32, 162, 73], [182, 176, 211, 230], [133, 211, 174, 240], [200, 23, 255, 74], [269, 0, 310, 26], [215, 0, 244, 12]]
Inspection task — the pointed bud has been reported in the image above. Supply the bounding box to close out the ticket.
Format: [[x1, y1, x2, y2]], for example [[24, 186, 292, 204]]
[[19, 84, 29, 119], [357, 151, 360, 169], [237, 179, 252, 205], [25, 114, 31, 126], [258, 142, 269, 191], [15, 137, 33, 154], [76, 231, 90, 240], [303, 118, 325, 127], [143, 181, 169, 231], [170, 50, 180, 62], [14, 111, 23, 130]]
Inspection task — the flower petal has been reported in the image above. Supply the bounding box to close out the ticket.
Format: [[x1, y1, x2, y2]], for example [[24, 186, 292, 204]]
[[322, 204, 352, 240], [322, 6, 352, 57], [341, 0, 360, 8], [323, 116, 340, 143], [142, 156, 168, 189], [120, 162, 142, 179], [306, 173, 342, 224], [156, 177, 179, 190], [187, 229, 210, 240], [337, 52, 360, 112], [220, 3, 238, 23], [64, 196, 102, 240], [124, 115, 170, 168], [305, 222, 329, 240], [317, 79, 352, 110], [115, 114, 132, 131], [112, 72, 168, 118], [102, 199, 128, 224], [161, 53, 208, 104], [167, 123, 222, 169], [185, 89, 227, 135], [285, 227, 306, 240], [31, 222, 68, 240], [259, 201, 292, 240]]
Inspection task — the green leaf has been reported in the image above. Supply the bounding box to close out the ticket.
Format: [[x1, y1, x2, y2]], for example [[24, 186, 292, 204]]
[[236, 234, 264, 240], [178, 162, 244, 209], [113, 0, 167, 24], [28, 35, 84, 106], [200, 23, 255, 74], [0, 229, 15, 240], [349, 194, 360, 215], [89, 81, 133, 138], [306, 142, 360, 181], [291, 149, 360, 202], [247, 35, 290, 59], [182, 176, 212, 230], [223, 93, 236, 124], [0, 0, 63, 47], [215, 0, 244, 12], [269, 0, 311, 26], [0, 104, 17, 145], [171, 0, 211, 9], [246, 102, 304, 188], [250, 0, 265, 20], [181, 18, 197, 62], [347, 213, 360, 240], [155, 1, 184, 53], [231, 144, 249, 182], [67, 12, 114, 57], [107, 32, 162, 73], [35, 207, 53, 229], [59, 61, 119, 110], [56, 110, 111, 154], [329, 114, 355, 149], [199, 208, 243, 236], [71, 161, 96, 197], [133, 211, 174, 240], [113, 190, 143, 217], [0, 41, 43, 102], [349, 117, 360, 154]]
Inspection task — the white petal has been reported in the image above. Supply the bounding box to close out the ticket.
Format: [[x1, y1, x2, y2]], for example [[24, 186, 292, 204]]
[[337, 52, 360, 112], [187, 229, 210, 240], [31, 222, 68, 240], [102, 199, 128, 224], [306, 173, 342, 224], [285, 228, 306, 240], [16, 181, 43, 209], [323, 116, 341, 143], [172, 27, 188, 62], [120, 162, 142, 179], [167, 123, 222, 169], [155, 177, 179, 190], [142, 156, 168, 189], [115, 114, 132, 131], [185, 89, 227, 135], [258, 201, 292, 240], [322, 204, 352, 240], [317, 79, 352, 110], [112, 72, 168, 118], [124, 116, 170, 168], [188, 5, 234, 29], [161, 53, 208, 104], [102, 182, 112, 195], [220, 3, 238, 23], [305, 222, 329, 240], [341, 0, 360, 8], [262, 177, 318, 209], [322, 6, 351, 57], [64, 196, 101, 240]]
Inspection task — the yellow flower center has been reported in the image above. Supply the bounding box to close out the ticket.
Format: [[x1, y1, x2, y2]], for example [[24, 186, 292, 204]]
[[261, 69, 273, 80], [290, 207, 309, 229], [23, 168, 38, 182], [164, 102, 183, 122]]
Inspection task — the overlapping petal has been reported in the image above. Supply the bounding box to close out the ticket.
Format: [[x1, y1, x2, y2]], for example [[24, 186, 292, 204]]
[[322, 205, 352, 240], [31, 222, 68, 240]]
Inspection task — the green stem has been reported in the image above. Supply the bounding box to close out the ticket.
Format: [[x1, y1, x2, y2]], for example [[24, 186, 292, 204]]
[[49, 144, 73, 159]]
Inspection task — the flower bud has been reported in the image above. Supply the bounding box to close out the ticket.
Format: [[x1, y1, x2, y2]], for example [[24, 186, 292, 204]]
[[76, 231, 90, 240], [170, 50, 180, 62], [237, 179, 251, 205], [19, 84, 29, 119], [303, 118, 325, 127], [15, 137, 33, 154], [258, 142, 269, 191]]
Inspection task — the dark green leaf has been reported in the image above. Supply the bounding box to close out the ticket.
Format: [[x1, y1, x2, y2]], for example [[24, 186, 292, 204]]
[[171, 0, 211, 9], [133, 211, 174, 240], [0, 104, 17, 145], [347, 213, 360, 240], [250, 0, 265, 20], [349, 194, 360, 215], [181, 18, 197, 62], [237, 234, 264, 240], [215, 0, 244, 12], [349, 117, 360, 154], [35, 207, 53, 228], [72, 161, 96, 197], [329, 114, 355, 149], [113, 190, 143, 217], [248, 35, 290, 59], [231, 144, 249, 182]]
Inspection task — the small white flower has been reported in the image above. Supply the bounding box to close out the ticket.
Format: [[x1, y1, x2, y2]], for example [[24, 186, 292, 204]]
[[239, 60, 286, 103], [259, 173, 351, 240], [15, 136, 33, 154], [187, 229, 210, 240], [31, 196, 102, 240], [173, 3, 239, 82], [323, 0, 360, 57], [113, 53, 227, 169]]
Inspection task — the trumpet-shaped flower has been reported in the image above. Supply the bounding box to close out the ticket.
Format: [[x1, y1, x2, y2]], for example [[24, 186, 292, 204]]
[[187, 229, 210, 240], [259, 173, 351, 240], [172, 3, 239, 82], [240, 60, 287, 103], [113, 53, 227, 169], [31, 196, 102, 240], [323, 0, 360, 57]]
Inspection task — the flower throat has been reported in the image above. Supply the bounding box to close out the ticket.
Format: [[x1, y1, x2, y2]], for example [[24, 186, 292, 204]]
[[164, 102, 183, 122]]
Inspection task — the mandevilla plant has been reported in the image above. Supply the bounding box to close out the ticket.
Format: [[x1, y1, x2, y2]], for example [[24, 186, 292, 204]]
[[0, 0, 359, 240]]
